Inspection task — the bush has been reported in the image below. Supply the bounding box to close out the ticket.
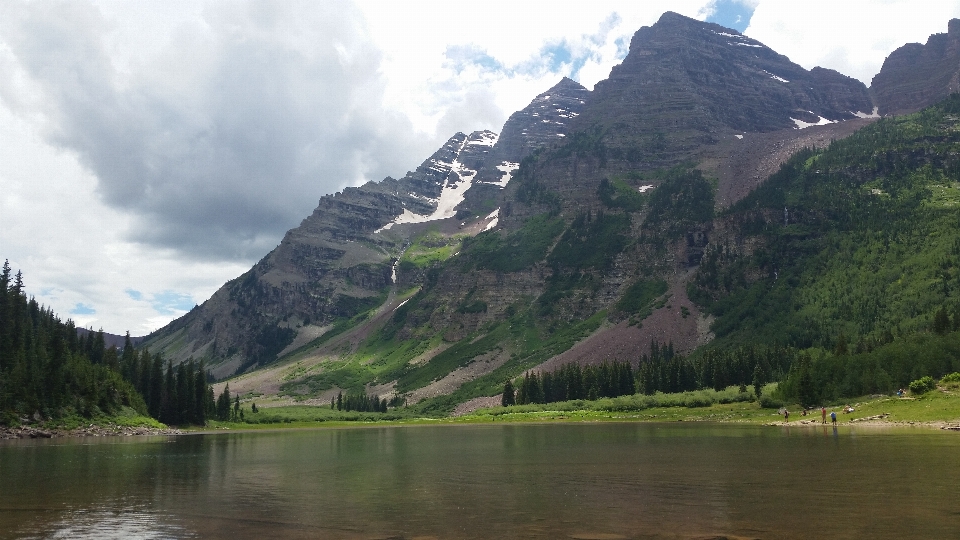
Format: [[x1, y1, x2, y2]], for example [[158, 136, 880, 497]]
[[909, 376, 937, 395], [941, 372, 960, 384], [759, 395, 784, 409]]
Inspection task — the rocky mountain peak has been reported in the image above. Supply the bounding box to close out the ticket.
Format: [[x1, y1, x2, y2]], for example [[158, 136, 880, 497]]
[[871, 19, 960, 115], [582, 11, 873, 160], [490, 77, 590, 165]]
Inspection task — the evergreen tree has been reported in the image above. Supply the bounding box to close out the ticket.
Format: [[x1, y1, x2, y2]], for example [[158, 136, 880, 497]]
[[0, 263, 146, 424], [148, 353, 163, 419], [933, 307, 951, 335], [502, 379, 515, 406], [194, 362, 208, 425], [752, 363, 765, 401], [216, 384, 231, 421]]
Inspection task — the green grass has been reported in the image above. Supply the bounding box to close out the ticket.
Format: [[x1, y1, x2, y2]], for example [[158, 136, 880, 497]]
[[39, 407, 166, 431], [206, 405, 418, 427], [191, 384, 960, 431], [400, 231, 463, 269]]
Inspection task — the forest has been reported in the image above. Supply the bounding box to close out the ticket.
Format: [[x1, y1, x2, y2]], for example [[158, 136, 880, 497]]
[[0, 261, 220, 426]]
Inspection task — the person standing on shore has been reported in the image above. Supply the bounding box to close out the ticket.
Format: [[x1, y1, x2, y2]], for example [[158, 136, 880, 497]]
[[831, 411, 837, 425], [821, 406, 827, 424]]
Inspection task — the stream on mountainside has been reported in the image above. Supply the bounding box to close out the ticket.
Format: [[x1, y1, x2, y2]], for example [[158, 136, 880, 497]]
[[1, 423, 958, 539]]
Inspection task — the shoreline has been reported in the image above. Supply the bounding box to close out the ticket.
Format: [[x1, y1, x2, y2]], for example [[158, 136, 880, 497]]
[[3, 415, 959, 441], [0, 424, 183, 440]]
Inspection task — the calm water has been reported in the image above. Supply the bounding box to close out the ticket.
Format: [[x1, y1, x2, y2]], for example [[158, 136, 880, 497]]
[[1, 423, 958, 539]]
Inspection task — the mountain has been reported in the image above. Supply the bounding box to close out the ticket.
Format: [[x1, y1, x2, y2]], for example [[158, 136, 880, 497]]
[[872, 19, 960, 115], [145, 12, 960, 413], [579, 12, 873, 160], [143, 78, 588, 379]]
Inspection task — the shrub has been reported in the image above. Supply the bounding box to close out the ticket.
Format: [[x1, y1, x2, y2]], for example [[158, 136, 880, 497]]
[[909, 376, 937, 395], [941, 372, 960, 384], [759, 395, 784, 409]]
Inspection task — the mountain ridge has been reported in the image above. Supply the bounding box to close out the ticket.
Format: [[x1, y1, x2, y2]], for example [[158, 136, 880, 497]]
[[144, 13, 959, 413]]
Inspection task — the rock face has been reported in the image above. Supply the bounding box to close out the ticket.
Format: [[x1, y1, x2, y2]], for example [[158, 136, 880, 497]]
[[144, 80, 590, 377], [493, 77, 590, 164], [580, 12, 873, 161], [872, 19, 960, 115], [459, 78, 589, 217]]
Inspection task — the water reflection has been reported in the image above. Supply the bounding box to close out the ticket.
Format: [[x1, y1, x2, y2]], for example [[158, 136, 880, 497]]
[[16, 506, 194, 540], [1, 424, 959, 539]]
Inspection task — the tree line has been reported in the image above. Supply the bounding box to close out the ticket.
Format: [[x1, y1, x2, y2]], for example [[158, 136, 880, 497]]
[[502, 342, 797, 407], [116, 336, 212, 426], [0, 260, 222, 426], [0, 261, 145, 424], [636, 342, 794, 395], [505, 360, 636, 406], [331, 390, 388, 413]]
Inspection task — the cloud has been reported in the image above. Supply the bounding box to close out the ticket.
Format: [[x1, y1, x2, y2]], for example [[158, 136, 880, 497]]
[[745, 1, 960, 85], [0, 0, 435, 262]]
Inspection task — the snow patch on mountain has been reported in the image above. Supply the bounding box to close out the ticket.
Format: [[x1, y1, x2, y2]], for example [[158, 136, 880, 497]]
[[482, 208, 499, 232], [762, 70, 789, 83], [487, 162, 519, 188], [377, 137, 478, 232], [853, 107, 881, 119], [469, 131, 499, 146], [792, 115, 835, 129]]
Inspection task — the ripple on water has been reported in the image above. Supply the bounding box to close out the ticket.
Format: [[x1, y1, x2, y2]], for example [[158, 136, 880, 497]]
[[17, 507, 195, 540]]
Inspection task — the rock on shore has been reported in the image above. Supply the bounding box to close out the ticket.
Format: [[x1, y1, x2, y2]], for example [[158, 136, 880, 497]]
[[0, 424, 182, 439]]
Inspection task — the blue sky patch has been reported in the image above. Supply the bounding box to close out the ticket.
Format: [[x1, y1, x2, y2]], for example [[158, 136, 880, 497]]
[[71, 303, 96, 315], [705, 0, 756, 32], [126, 288, 143, 301], [444, 45, 504, 73], [151, 290, 195, 315]]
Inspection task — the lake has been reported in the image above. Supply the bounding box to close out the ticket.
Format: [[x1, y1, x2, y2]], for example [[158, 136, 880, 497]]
[[1, 423, 958, 539]]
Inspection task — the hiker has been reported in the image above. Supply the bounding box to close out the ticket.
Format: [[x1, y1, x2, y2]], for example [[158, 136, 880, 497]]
[[831, 411, 837, 425], [821, 407, 827, 424]]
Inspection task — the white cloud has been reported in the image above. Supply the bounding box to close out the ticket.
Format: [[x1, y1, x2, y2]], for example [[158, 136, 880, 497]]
[[745, 1, 960, 84]]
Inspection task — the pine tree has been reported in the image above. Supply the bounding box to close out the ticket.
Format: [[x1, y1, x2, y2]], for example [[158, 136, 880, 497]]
[[502, 379, 515, 406], [216, 383, 231, 421], [753, 363, 765, 401], [194, 362, 208, 425]]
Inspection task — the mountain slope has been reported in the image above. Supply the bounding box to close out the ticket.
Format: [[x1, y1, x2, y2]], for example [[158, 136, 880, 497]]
[[144, 79, 588, 378], [690, 94, 960, 349], [154, 12, 960, 414], [872, 19, 960, 115]]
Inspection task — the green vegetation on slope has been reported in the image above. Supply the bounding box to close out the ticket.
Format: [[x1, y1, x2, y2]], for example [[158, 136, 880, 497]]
[[692, 94, 960, 350], [398, 230, 463, 272], [460, 213, 565, 272]]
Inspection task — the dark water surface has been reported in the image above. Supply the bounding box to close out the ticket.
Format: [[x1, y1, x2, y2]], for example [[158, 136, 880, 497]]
[[1, 423, 958, 539]]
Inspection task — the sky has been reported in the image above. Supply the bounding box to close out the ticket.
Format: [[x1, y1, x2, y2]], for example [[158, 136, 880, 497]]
[[2, 0, 960, 336]]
